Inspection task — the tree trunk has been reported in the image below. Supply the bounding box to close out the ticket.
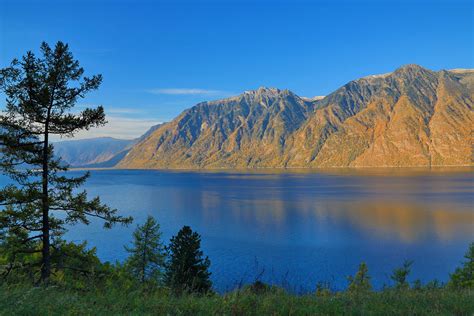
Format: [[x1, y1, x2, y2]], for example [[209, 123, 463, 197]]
[[40, 114, 50, 283], [142, 228, 148, 284]]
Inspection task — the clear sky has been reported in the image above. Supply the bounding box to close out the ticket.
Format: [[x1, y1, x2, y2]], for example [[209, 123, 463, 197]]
[[1, 0, 473, 139]]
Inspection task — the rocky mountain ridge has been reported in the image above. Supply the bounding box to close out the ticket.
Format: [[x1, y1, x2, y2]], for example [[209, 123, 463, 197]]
[[86, 65, 474, 169]]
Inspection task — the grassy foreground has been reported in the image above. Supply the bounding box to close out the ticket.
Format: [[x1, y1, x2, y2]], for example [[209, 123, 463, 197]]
[[0, 285, 473, 316]]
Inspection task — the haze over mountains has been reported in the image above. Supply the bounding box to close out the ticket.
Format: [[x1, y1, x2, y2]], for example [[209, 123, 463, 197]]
[[54, 124, 164, 167], [57, 65, 473, 169]]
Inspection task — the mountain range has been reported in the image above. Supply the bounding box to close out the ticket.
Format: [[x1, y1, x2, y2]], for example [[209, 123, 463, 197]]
[[56, 65, 473, 169]]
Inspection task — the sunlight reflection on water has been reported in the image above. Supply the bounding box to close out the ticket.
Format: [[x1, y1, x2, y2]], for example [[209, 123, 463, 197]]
[[2, 167, 472, 292]]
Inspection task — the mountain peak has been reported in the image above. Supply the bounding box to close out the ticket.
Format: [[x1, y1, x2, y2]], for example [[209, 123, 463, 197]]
[[244, 86, 281, 95], [391, 64, 438, 85], [242, 87, 298, 99], [393, 64, 429, 75]]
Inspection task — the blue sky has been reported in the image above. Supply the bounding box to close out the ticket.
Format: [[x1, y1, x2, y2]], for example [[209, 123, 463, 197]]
[[1, 0, 473, 139]]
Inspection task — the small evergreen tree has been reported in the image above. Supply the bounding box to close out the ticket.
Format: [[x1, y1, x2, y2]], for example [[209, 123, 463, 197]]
[[390, 260, 413, 290], [124, 216, 166, 285], [412, 279, 422, 291], [0, 41, 132, 284], [315, 281, 332, 297], [449, 242, 474, 289], [347, 262, 372, 294], [165, 225, 212, 295]]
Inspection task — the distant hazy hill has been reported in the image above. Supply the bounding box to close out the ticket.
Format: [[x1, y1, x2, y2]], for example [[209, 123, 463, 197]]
[[54, 123, 165, 167], [54, 137, 133, 167], [117, 65, 473, 169]]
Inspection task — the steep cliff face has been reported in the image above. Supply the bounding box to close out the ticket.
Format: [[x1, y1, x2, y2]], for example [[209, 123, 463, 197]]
[[118, 65, 473, 169], [119, 88, 314, 168], [311, 66, 473, 167]]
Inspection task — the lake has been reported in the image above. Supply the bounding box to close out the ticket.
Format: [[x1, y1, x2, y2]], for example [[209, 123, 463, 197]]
[[3, 168, 474, 292]]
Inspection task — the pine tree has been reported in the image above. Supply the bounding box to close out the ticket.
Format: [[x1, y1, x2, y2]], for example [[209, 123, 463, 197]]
[[165, 225, 212, 295], [347, 262, 372, 294], [449, 242, 474, 289], [390, 260, 413, 290], [0, 41, 132, 284], [125, 216, 166, 285]]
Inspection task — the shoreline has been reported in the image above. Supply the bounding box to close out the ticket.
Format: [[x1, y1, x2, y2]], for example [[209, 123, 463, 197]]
[[68, 165, 474, 175]]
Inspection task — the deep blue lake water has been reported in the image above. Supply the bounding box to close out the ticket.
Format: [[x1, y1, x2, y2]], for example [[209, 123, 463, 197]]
[[2, 168, 474, 292]]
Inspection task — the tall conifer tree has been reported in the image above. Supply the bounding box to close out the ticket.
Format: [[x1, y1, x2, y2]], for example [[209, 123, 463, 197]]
[[0, 41, 132, 283], [125, 216, 166, 284], [166, 226, 212, 294]]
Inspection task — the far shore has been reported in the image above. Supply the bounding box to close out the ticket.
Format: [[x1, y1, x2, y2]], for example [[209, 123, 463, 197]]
[[68, 165, 474, 175]]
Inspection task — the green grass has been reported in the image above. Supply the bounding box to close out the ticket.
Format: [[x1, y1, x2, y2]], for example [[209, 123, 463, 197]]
[[0, 285, 473, 316]]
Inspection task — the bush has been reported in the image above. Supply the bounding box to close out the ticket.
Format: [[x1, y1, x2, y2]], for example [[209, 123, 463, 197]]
[[0, 239, 108, 289]]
